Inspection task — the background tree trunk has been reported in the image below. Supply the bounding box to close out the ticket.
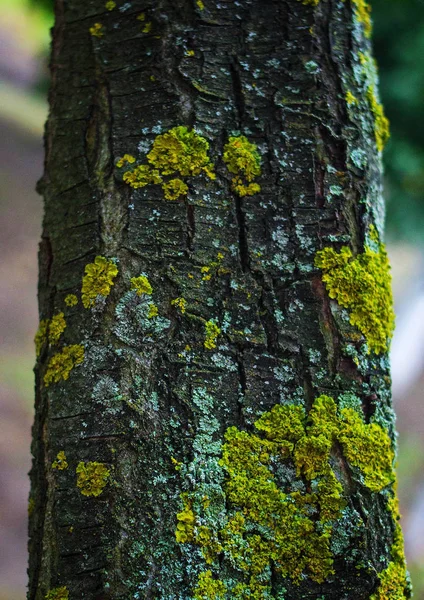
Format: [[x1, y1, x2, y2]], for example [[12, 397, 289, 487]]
[[29, 0, 410, 599]]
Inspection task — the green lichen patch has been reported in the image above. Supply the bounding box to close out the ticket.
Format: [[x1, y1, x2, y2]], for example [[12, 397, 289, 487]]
[[48, 312, 66, 344], [43, 345, 85, 387], [176, 394, 396, 597], [118, 126, 215, 200], [52, 451, 68, 471], [130, 275, 153, 296], [34, 319, 49, 357], [45, 587, 69, 600], [76, 461, 110, 497], [81, 256, 118, 309], [315, 241, 395, 354], [204, 320, 221, 349], [223, 135, 261, 197]]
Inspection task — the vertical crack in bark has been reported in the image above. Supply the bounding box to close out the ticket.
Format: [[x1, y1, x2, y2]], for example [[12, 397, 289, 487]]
[[230, 57, 246, 129], [186, 203, 196, 253]]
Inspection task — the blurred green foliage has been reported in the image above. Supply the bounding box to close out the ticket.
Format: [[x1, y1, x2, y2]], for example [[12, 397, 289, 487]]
[[373, 0, 424, 242]]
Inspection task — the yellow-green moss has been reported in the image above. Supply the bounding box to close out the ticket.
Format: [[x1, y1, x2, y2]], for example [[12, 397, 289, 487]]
[[44, 345, 84, 387], [315, 241, 395, 354], [34, 319, 49, 357], [45, 587, 69, 600], [223, 135, 261, 197], [175, 493, 195, 543], [76, 461, 110, 497], [48, 313, 66, 344], [353, 0, 372, 38], [171, 297, 187, 314], [81, 256, 118, 309], [105, 0, 116, 10], [116, 153, 135, 168], [204, 320, 221, 349], [89, 23, 104, 37], [194, 570, 227, 600], [297, 0, 320, 5], [147, 303, 158, 318], [367, 85, 390, 152], [346, 90, 358, 106], [196, 0, 205, 9], [28, 496, 35, 516], [370, 487, 410, 599], [120, 126, 215, 200], [52, 451, 68, 471], [338, 407, 394, 491], [177, 394, 397, 595], [371, 561, 409, 600], [64, 294, 78, 307], [130, 275, 153, 295]]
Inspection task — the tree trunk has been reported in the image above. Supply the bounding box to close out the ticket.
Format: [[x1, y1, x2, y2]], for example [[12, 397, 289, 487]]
[[29, 1, 411, 599]]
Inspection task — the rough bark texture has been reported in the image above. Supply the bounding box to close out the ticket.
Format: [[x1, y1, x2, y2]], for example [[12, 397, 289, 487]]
[[29, 1, 410, 599]]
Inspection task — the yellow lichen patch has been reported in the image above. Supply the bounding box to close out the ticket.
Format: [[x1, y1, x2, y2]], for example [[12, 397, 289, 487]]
[[142, 21, 152, 34], [315, 241, 395, 354], [223, 135, 261, 197], [130, 275, 153, 296], [89, 23, 104, 38], [162, 178, 188, 200], [147, 126, 215, 178], [116, 154, 135, 168], [346, 90, 358, 106], [196, 0, 205, 9], [204, 320, 221, 349], [176, 394, 397, 594], [171, 297, 187, 314], [367, 86, 390, 152], [48, 312, 66, 344], [120, 127, 215, 199], [122, 165, 162, 189], [52, 451, 68, 471], [45, 587, 69, 600], [194, 570, 227, 600], [105, 0, 116, 9], [298, 0, 320, 5], [352, 0, 372, 38], [34, 319, 49, 357], [186, 49, 195, 57], [44, 345, 84, 387], [147, 303, 158, 318], [76, 461, 110, 497], [64, 294, 78, 307], [81, 256, 118, 309], [175, 494, 195, 543]]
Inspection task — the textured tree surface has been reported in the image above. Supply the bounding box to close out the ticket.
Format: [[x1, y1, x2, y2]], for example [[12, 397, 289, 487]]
[[29, 1, 411, 599]]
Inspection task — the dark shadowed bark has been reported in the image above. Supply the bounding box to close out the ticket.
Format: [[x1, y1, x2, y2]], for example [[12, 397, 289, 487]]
[[29, 1, 411, 599]]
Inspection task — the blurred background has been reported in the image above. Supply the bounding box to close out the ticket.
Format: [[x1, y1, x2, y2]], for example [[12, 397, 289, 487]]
[[0, 0, 423, 597]]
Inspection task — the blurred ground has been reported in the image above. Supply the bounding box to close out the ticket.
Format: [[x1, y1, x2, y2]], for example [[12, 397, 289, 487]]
[[0, 1, 423, 599]]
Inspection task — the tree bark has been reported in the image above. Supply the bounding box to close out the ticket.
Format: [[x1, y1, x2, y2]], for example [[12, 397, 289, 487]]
[[29, 1, 410, 599]]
